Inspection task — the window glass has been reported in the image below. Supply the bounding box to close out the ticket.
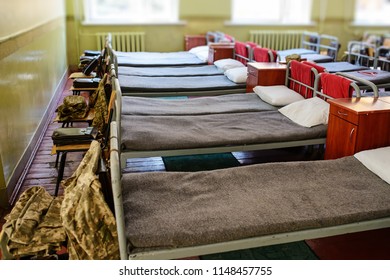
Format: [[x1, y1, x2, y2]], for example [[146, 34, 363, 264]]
[[231, 0, 312, 25], [84, 0, 179, 24], [354, 0, 390, 25]]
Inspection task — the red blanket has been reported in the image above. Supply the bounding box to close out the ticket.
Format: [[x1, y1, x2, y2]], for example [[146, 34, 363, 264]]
[[320, 73, 353, 98]]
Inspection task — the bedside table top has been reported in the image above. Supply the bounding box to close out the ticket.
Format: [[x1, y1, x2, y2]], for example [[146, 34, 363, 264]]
[[328, 97, 390, 114], [247, 62, 287, 70], [379, 96, 390, 104]]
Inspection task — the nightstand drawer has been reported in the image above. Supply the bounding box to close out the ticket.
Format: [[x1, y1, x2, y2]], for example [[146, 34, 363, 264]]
[[330, 105, 359, 125]]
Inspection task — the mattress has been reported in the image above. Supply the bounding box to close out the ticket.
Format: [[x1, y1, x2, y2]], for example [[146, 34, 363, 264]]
[[316, 62, 369, 73], [118, 74, 246, 93], [121, 156, 390, 250], [120, 110, 327, 151], [341, 69, 390, 86], [116, 51, 207, 67], [301, 53, 334, 63], [118, 65, 223, 77], [121, 93, 277, 116], [277, 48, 317, 62]]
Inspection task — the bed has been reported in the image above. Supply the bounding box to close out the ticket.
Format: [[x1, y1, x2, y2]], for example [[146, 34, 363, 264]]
[[314, 42, 390, 93], [315, 41, 375, 73], [113, 41, 255, 96], [110, 122, 390, 260], [114, 61, 374, 166], [277, 33, 339, 63], [114, 32, 235, 68], [115, 49, 209, 67], [118, 74, 247, 96], [117, 65, 224, 77], [116, 41, 269, 79]]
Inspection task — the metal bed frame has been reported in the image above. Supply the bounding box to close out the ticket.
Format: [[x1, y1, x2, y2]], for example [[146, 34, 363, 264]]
[[112, 63, 372, 167], [109, 120, 390, 260], [108, 68, 387, 260], [277, 32, 339, 63]]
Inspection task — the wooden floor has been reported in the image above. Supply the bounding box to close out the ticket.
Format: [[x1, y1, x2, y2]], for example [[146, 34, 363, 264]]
[[1, 75, 389, 260]]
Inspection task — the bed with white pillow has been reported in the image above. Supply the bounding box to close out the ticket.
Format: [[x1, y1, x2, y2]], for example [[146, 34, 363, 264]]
[[115, 45, 210, 67], [119, 96, 330, 160], [118, 58, 248, 96], [114, 62, 372, 163], [111, 116, 390, 259]]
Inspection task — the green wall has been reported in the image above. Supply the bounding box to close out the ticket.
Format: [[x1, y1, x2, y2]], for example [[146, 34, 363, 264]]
[[67, 0, 389, 67], [0, 0, 67, 208]]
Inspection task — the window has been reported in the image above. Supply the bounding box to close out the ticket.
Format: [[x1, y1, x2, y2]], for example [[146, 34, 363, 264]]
[[354, 0, 390, 25], [84, 0, 179, 24], [231, 0, 312, 25]]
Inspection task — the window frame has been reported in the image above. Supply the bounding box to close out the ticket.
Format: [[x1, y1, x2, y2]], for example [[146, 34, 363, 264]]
[[82, 0, 181, 25], [352, 0, 390, 26], [228, 0, 314, 26]]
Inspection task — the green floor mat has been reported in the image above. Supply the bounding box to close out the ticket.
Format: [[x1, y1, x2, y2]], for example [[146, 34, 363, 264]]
[[163, 153, 240, 172], [201, 242, 319, 260]]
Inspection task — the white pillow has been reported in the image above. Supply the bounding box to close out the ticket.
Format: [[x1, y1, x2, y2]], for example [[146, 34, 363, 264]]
[[278, 97, 330, 127], [224, 67, 248, 83], [195, 50, 209, 62], [354, 146, 390, 185], [189, 45, 208, 54], [214, 58, 245, 72], [253, 85, 304, 106]]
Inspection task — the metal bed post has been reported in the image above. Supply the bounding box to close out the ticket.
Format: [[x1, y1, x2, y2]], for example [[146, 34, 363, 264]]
[[110, 121, 128, 260]]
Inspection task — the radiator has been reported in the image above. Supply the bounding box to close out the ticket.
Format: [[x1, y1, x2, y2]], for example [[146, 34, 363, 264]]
[[96, 32, 146, 52], [249, 30, 304, 50]]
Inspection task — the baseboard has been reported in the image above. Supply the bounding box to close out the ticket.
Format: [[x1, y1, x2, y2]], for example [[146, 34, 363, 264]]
[[5, 69, 69, 207]]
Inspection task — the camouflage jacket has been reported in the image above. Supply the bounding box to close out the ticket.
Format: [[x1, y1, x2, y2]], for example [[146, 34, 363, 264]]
[[89, 74, 109, 133], [60, 140, 119, 260]]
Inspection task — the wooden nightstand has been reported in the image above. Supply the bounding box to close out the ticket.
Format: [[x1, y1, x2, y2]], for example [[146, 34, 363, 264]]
[[184, 35, 206, 51], [324, 97, 390, 160], [246, 62, 287, 92], [208, 43, 235, 64]]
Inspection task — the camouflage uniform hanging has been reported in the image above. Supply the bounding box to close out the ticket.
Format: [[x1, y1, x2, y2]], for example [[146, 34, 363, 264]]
[[89, 74, 109, 133], [60, 140, 119, 260]]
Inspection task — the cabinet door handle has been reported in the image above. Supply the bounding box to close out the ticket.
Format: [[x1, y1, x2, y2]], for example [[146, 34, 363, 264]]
[[349, 128, 355, 139], [337, 110, 348, 116]]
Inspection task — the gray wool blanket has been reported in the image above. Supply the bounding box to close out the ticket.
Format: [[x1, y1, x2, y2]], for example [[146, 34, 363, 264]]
[[121, 93, 277, 116], [121, 110, 326, 151], [121, 156, 390, 251], [118, 75, 246, 93], [118, 65, 223, 77], [116, 51, 206, 67]]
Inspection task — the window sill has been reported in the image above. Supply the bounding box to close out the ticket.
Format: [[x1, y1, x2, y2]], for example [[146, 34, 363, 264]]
[[224, 21, 316, 27], [82, 20, 187, 26], [350, 22, 390, 28]]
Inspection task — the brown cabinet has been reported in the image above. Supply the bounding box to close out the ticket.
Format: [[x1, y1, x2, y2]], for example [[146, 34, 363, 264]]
[[184, 35, 206, 51], [324, 97, 390, 160], [246, 62, 287, 92], [207, 44, 235, 64]]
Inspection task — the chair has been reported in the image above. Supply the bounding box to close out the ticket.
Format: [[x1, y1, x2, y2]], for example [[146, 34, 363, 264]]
[[51, 87, 116, 197], [54, 73, 112, 129]]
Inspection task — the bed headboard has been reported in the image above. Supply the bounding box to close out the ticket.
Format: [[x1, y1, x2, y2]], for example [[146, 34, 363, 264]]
[[374, 46, 390, 71], [252, 46, 277, 63], [234, 41, 252, 65], [347, 41, 377, 67], [286, 60, 323, 98]]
